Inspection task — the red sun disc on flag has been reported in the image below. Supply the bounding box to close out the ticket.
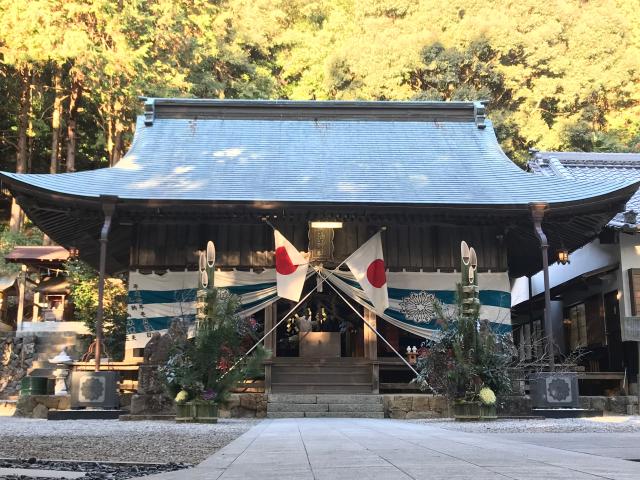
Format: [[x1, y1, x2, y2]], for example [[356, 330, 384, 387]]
[[366, 259, 386, 288], [275, 246, 298, 275]]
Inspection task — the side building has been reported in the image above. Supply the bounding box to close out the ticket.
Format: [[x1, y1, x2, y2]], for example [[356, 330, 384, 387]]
[[512, 151, 640, 395]]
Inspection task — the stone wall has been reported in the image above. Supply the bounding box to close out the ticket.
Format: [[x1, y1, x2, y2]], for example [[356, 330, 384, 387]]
[[580, 396, 639, 414], [0, 333, 36, 398], [382, 394, 449, 419], [219, 393, 267, 418]]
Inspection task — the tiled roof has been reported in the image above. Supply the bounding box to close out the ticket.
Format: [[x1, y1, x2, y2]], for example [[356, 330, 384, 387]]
[[5, 246, 69, 263], [0, 99, 637, 208], [529, 151, 640, 230]]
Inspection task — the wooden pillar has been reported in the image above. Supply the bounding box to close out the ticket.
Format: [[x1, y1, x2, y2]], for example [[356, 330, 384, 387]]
[[264, 302, 277, 394], [364, 308, 379, 394], [530, 202, 555, 371], [16, 264, 27, 331], [32, 279, 41, 322]]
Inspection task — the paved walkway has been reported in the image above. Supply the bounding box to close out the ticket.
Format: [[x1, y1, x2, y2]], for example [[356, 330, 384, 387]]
[[143, 418, 640, 480]]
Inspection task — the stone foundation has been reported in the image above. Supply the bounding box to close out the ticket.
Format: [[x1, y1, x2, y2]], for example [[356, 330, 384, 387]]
[[580, 395, 638, 414], [15, 394, 71, 418], [382, 394, 449, 419]]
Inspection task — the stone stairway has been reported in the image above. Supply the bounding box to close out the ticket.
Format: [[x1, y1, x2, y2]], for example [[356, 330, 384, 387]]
[[28, 332, 80, 377], [267, 393, 385, 418]]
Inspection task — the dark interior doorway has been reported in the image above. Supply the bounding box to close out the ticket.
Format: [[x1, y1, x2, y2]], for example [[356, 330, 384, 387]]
[[604, 290, 623, 371]]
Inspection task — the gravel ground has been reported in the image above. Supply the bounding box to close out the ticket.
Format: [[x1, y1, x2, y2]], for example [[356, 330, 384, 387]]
[[0, 457, 188, 479], [413, 416, 640, 433], [0, 418, 259, 464]]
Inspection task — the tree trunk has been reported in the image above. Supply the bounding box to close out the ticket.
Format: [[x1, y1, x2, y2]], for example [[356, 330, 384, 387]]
[[110, 120, 124, 166], [10, 67, 31, 233], [66, 77, 82, 173], [50, 68, 63, 174]]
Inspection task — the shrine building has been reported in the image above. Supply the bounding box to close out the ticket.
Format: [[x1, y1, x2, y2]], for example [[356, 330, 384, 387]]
[[1, 99, 636, 393]]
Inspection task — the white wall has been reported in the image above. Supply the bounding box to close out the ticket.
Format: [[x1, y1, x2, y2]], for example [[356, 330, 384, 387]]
[[620, 233, 640, 318], [17, 321, 90, 336], [511, 238, 620, 307]]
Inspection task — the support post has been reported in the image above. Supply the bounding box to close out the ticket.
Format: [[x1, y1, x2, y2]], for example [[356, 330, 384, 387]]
[[16, 264, 27, 331], [364, 308, 379, 394], [530, 202, 554, 371], [32, 279, 41, 322], [95, 197, 117, 372], [264, 303, 277, 394]]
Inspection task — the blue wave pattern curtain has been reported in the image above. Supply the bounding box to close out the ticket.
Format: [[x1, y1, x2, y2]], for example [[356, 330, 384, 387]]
[[126, 268, 512, 349], [323, 268, 511, 340], [126, 270, 278, 349]]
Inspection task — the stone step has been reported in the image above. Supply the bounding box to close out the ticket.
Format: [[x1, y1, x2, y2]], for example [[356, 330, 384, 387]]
[[328, 403, 384, 412], [267, 402, 384, 413], [316, 394, 383, 405], [268, 403, 330, 413], [304, 411, 385, 419], [266, 411, 305, 418], [266, 411, 385, 419], [268, 394, 383, 404]]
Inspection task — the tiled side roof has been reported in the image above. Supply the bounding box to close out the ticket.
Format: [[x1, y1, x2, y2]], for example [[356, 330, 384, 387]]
[[529, 151, 640, 229], [5, 246, 69, 262]]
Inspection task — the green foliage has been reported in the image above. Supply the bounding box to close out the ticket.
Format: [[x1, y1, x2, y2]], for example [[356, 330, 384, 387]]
[[0, 0, 639, 176], [0, 224, 43, 276], [161, 287, 267, 404], [65, 259, 128, 360], [414, 293, 514, 401]]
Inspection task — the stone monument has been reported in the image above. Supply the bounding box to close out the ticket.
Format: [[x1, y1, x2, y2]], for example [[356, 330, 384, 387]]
[[129, 318, 187, 416]]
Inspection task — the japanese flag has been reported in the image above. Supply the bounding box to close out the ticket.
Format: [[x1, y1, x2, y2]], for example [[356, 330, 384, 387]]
[[275, 230, 308, 302], [346, 232, 389, 314]]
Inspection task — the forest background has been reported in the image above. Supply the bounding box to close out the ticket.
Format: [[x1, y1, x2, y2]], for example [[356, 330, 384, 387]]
[[0, 0, 639, 211]]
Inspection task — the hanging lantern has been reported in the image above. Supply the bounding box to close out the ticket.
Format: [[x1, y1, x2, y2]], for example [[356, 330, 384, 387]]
[[558, 249, 570, 265]]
